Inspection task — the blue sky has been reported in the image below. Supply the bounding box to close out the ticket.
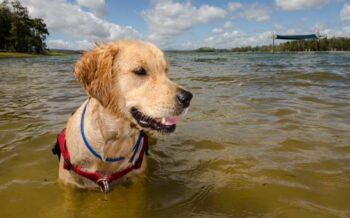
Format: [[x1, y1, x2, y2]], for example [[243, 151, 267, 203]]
[[18, 0, 350, 50]]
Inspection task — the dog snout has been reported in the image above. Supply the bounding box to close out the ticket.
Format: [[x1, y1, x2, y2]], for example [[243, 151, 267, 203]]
[[176, 88, 193, 108]]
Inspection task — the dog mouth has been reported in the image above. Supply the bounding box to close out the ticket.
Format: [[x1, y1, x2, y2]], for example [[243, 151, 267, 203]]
[[130, 108, 180, 134]]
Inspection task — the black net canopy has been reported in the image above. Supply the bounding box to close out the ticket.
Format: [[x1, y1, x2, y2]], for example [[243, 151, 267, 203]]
[[275, 34, 319, 40]]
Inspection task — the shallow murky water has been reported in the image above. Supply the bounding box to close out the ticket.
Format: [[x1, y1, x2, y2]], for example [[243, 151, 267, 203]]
[[1, 52, 350, 217]]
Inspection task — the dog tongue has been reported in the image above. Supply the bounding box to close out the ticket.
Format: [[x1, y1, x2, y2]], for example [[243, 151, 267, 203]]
[[161, 116, 180, 125]]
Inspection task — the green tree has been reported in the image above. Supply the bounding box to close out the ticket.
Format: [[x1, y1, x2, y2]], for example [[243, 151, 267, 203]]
[[30, 18, 49, 53], [10, 0, 33, 52], [0, 0, 12, 50], [0, 0, 49, 53]]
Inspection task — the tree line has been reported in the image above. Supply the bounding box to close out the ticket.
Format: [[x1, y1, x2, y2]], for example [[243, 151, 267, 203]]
[[230, 37, 350, 52], [194, 37, 350, 52], [277, 37, 350, 52], [0, 0, 49, 53]]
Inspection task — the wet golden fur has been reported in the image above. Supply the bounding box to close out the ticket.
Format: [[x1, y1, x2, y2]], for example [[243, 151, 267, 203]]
[[59, 40, 182, 190]]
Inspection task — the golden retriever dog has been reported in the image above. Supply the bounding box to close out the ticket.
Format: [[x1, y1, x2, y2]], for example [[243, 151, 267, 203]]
[[56, 40, 192, 192]]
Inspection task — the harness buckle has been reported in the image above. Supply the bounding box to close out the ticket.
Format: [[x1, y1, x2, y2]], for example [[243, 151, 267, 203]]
[[96, 178, 110, 193]]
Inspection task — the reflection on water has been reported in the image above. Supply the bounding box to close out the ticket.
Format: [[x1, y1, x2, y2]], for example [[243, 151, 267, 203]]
[[1, 52, 350, 217]]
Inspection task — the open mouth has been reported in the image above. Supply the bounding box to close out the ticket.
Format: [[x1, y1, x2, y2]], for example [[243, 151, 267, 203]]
[[131, 108, 180, 133]]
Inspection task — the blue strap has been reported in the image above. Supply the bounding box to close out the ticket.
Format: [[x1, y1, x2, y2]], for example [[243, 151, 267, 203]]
[[129, 131, 144, 163], [80, 101, 143, 162]]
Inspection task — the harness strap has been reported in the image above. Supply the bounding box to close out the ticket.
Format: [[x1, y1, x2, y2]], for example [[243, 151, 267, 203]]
[[57, 129, 148, 192]]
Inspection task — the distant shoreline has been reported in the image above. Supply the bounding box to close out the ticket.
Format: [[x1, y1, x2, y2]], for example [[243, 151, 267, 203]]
[[0, 50, 81, 58], [185, 37, 350, 53], [0, 51, 66, 58], [2, 50, 350, 58], [165, 50, 350, 53]]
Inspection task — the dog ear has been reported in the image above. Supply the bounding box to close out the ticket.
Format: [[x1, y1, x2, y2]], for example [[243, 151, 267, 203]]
[[74, 45, 117, 107]]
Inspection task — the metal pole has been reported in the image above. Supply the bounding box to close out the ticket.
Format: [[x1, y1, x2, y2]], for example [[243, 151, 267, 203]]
[[272, 32, 275, 53]]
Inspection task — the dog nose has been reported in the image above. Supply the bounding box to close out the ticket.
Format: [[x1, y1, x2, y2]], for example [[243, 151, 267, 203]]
[[176, 89, 193, 108]]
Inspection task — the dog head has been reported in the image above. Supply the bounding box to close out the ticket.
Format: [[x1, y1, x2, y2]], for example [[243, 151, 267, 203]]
[[74, 40, 192, 134]]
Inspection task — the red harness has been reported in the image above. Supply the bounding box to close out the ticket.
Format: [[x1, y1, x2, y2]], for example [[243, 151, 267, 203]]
[[57, 129, 148, 192]]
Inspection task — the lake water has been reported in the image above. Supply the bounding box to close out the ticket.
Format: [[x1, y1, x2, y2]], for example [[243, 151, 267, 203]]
[[0, 52, 350, 217]]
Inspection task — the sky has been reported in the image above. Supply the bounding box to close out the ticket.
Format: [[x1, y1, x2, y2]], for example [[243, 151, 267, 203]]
[[14, 0, 350, 50]]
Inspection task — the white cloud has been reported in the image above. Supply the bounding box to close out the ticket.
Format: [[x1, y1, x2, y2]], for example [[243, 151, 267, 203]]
[[212, 21, 234, 33], [212, 20, 234, 34], [273, 24, 284, 31], [241, 4, 270, 22], [313, 23, 350, 37], [275, 0, 329, 11], [226, 3, 270, 23], [286, 28, 298, 34], [212, 28, 224, 33], [205, 29, 273, 48], [47, 39, 93, 50], [141, 0, 226, 45], [181, 41, 196, 50], [47, 39, 72, 49], [77, 0, 106, 18], [223, 21, 233, 29], [21, 0, 140, 48], [340, 3, 350, 21], [228, 2, 243, 12]]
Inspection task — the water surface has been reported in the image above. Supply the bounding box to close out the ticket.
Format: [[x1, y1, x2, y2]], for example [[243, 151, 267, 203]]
[[1, 52, 350, 217]]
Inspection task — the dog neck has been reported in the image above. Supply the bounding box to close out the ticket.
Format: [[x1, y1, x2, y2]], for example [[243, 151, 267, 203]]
[[82, 98, 140, 162]]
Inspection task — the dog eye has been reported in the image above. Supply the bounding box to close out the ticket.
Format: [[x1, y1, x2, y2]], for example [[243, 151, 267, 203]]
[[133, 67, 147, 76]]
